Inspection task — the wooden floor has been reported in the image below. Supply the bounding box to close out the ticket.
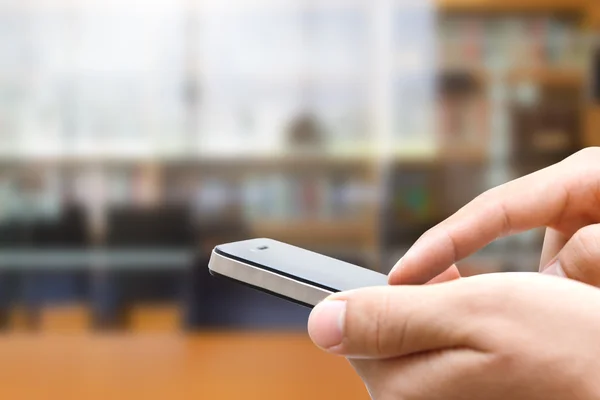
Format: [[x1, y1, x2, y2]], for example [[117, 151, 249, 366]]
[[0, 332, 369, 400]]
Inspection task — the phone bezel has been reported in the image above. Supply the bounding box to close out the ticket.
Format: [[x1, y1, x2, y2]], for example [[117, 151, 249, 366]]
[[208, 248, 336, 308]]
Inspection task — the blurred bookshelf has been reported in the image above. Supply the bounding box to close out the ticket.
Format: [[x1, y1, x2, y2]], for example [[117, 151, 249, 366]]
[[437, 0, 588, 14], [0, 0, 598, 333]]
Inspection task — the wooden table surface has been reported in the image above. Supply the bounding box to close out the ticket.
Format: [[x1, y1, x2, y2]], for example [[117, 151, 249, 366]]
[[0, 332, 370, 400]]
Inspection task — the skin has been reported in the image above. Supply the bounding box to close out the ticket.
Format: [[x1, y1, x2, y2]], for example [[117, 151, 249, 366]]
[[307, 147, 600, 399]]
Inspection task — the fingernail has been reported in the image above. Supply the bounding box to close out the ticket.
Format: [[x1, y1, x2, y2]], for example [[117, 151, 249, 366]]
[[542, 260, 567, 278], [309, 300, 346, 350], [389, 257, 403, 276]]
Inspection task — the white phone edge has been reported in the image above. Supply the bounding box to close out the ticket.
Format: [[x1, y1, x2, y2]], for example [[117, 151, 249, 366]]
[[208, 249, 333, 307]]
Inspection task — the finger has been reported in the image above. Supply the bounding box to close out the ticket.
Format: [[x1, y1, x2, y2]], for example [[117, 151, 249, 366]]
[[307, 280, 489, 359], [542, 224, 600, 287], [539, 228, 569, 271], [389, 159, 578, 285], [426, 265, 460, 284]]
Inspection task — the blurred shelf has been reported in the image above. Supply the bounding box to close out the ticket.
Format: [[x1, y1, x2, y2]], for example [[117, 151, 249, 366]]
[[390, 144, 437, 162], [437, 0, 587, 14], [441, 67, 585, 87], [0, 250, 194, 270], [390, 145, 488, 164], [0, 151, 492, 171], [437, 147, 488, 163], [0, 155, 170, 166], [191, 153, 375, 170], [251, 220, 373, 243], [507, 68, 585, 87], [585, 106, 600, 147], [0, 153, 378, 169]]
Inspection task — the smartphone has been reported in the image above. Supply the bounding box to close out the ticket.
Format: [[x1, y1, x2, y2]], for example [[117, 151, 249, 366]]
[[208, 238, 388, 307]]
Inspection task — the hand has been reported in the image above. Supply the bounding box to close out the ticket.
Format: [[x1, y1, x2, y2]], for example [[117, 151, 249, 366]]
[[308, 273, 600, 400], [390, 147, 600, 286]]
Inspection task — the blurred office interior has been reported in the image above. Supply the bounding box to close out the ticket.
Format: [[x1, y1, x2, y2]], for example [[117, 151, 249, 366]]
[[0, 0, 599, 398]]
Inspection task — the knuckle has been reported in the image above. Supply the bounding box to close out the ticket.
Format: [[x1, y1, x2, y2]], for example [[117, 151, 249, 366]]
[[372, 291, 396, 356], [358, 289, 404, 357], [475, 189, 513, 235], [346, 289, 391, 356], [573, 226, 600, 261], [566, 226, 600, 279], [372, 297, 385, 356]]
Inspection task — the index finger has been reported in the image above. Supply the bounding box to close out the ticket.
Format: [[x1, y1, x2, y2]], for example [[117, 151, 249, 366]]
[[389, 162, 570, 285]]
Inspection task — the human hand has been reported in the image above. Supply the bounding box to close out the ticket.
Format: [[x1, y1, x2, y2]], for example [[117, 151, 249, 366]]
[[390, 147, 600, 286], [308, 273, 600, 400]]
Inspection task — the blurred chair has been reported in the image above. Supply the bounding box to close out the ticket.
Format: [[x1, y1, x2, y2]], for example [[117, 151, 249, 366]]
[[119, 269, 183, 333], [0, 220, 33, 249], [100, 205, 195, 332], [105, 205, 194, 249], [29, 205, 89, 248], [19, 205, 91, 332], [0, 271, 18, 331], [0, 219, 34, 331]]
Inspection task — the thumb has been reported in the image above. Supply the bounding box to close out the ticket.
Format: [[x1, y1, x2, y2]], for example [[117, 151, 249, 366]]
[[542, 224, 600, 287], [307, 281, 488, 359]]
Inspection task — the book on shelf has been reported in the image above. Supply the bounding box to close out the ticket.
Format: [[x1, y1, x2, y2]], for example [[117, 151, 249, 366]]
[[510, 86, 582, 166], [440, 15, 588, 71], [388, 168, 436, 224], [195, 178, 236, 217], [464, 17, 484, 66], [317, 176, 334, 220], [239, 172, 369, 223], [437, 70, 489, 152]]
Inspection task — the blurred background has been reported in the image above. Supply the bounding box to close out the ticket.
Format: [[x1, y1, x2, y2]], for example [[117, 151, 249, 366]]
[[0, 0, 599, 398]]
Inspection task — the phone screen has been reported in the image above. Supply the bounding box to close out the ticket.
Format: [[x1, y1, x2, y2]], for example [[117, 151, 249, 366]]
[[215, 238, 388, 292]]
